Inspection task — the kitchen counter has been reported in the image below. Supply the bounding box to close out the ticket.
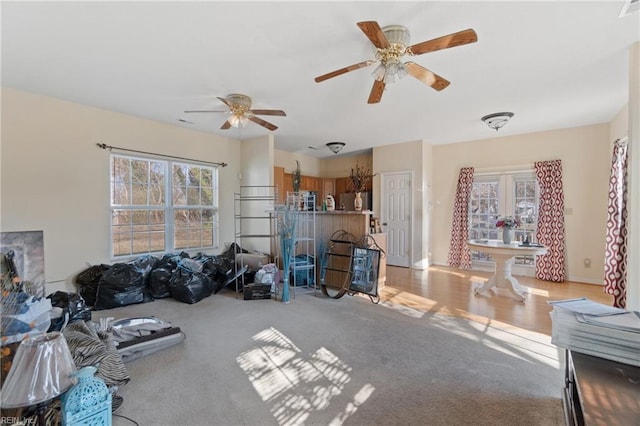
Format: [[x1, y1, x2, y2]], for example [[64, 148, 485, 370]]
[[314, 210, 386, 289], [314, 210, 374, 215]]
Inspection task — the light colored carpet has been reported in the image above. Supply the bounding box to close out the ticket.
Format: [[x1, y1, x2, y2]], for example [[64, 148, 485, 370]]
[[92, 289, 565, 426]]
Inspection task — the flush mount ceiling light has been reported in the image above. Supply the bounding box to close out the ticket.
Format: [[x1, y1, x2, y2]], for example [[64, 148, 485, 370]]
[[481, 112, 514, 131], [326, 142, 346, 154]]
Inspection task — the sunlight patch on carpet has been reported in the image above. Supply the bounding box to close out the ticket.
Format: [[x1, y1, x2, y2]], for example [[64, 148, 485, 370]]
[[380, 299, 426, 318], [430, 315, 561, 369], [237, 327, 375, 426]]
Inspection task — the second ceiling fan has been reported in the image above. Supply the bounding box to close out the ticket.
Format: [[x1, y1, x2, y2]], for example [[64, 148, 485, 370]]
[[315, 21, 478, 104], [184, 94, 286, 131]]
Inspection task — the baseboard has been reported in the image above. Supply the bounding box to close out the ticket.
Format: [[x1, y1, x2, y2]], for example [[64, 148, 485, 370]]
[[430, 261, 604, 286]]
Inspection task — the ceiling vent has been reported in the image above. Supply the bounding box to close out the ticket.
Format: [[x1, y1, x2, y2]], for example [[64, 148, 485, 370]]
[[619, 0, 639, 17]]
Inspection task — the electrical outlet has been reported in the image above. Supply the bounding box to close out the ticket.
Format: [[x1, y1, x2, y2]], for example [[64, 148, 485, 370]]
[[584, 258, 591, 268]]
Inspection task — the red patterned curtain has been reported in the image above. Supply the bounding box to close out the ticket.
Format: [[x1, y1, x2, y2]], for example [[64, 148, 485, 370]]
[[534, 160, 566, 282], [448, 167, 474, 268], [603, 139, 628, 308]]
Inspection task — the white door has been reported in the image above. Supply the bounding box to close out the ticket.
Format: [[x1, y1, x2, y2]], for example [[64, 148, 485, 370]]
[[381, 171, 411, 267]]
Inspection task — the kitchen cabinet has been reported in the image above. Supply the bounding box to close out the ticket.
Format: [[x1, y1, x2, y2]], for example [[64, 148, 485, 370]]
[[274, 166, 285, 203]]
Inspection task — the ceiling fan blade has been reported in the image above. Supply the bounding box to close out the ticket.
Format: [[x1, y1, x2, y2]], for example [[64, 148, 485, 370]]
[[367, 79, 385, 104], [184, 110, 227, 113], [248, 116, 278, 131], [405, 62, 450, 91], [221, 120, 232, 130], [217, 96, 231, 107], [407, 28, 478, 56], [356, 21, 390, 49], [315, 60, 374, 83], [249, 109, 286, 116]]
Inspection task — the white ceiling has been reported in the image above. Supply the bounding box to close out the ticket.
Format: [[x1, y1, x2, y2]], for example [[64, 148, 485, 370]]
[[2, 1, 639, 159]]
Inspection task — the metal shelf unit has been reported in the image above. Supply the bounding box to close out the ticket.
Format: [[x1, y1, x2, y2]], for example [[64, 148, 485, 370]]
[[234, 185, 277, 294], [285, 192, 317, 297]]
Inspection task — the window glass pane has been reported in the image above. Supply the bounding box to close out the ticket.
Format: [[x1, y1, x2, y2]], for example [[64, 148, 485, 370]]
[[112, 157, 130, 185], [112, 183, 129, 205], [149, 184, 164, 206], [131, 160, 149, 185], [173, 165, 187, 187], [131, 184, 148, 205], [188, 167, 201, 186], [187, 187, 200, 205], [149, 231, 165, 252]]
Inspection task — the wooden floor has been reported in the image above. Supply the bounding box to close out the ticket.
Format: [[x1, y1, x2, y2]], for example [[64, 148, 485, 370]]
[[379, 265, 612, 336]]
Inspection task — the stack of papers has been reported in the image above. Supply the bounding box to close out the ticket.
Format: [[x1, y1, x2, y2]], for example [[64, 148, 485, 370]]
[[549, 298, 640, 366]]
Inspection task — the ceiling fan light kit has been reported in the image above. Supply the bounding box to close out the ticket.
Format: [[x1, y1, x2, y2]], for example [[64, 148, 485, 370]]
[[314, 21, 478, 104], [481, 112, 514, 131], [371, 25, 410, 84], [326, 142, 346, 154]]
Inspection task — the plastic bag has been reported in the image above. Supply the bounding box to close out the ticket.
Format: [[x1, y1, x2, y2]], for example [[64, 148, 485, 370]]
[[128, 255, 159, 285], [148, 260, 175, 300], [47, 291, 92, 331], [193, 253, 234, 294], [94, 263, 152, 310], [75, 264, 111, 307], [169, 266, 213, 304]]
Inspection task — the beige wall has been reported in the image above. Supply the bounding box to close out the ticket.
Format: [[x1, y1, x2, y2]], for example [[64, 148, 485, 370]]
[[321, 152, 373, 178], [1, 88, 241, 292], [610, 104, 629, 143], [240, 136, 275, 253], [274, 150, 322, 177], [432, 124, 611, 284]]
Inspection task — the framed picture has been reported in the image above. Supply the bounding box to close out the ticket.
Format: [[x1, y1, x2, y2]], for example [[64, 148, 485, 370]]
[[349, 246, 381, 297], [1, 231, 45, 295]]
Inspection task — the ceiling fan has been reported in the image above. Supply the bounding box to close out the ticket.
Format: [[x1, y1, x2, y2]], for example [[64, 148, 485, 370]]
[[184, 94, 286, 131], [314, 21, 478, 104]]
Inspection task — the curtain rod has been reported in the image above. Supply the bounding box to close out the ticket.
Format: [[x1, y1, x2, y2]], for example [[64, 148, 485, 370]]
[[96, 143, 228, 167], [473, 163, 534, 176]]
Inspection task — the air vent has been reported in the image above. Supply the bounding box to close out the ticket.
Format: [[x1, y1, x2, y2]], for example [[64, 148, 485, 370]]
[[619, 0, 639, 17]]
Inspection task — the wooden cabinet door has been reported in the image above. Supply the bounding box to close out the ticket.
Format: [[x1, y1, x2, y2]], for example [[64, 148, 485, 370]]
[[283, 173, 293, 198], [310, 176, 322, 193], [300, 175, 309, 191], [321, 178, 335, 201], [335, 177, 348, 197], [274, 167, 285, 203]]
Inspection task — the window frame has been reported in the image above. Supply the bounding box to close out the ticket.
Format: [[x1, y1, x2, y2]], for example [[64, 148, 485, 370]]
[[109, 153, 219, 259], [468, 170, 539, 268]]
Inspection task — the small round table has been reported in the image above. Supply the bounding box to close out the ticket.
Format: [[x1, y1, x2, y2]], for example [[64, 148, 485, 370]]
[[466, 239, 548, 302]]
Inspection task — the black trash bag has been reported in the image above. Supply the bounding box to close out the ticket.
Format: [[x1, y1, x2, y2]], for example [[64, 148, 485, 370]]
[[163, 251, 191, 261], [148, 256, 179, 299], [75, 264, 111, 307], [192, 254, 225, 295], [47, 291, 92, 331], [222, 242, 247, 260], [94, 263, 152, 310], [128, 255, 159, 286], [169, 264, 213, 304]]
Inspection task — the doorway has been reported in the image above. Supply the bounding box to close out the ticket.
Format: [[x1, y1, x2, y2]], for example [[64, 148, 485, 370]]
[[381, 171, 412, 267]]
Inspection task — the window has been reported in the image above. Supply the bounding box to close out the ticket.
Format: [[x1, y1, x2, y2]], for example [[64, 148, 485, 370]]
[[469, 172, 538, 265], [110, 154, 218, 257]]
